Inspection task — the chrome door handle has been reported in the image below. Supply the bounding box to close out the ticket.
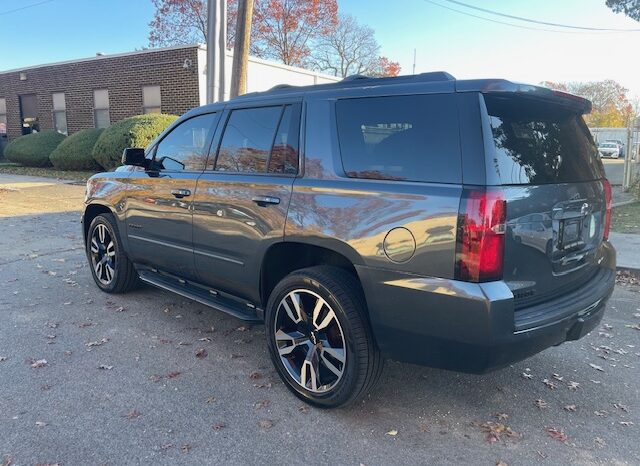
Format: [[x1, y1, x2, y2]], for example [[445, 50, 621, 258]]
[[171, 189, 192, 198], [251, 196, 280, 206]]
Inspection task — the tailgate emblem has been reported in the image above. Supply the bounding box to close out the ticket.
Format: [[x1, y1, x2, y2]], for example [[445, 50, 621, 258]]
[[580, 203, 589, 215]]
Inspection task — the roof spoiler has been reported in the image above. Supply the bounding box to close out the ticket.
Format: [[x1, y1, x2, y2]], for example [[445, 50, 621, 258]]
[[456, 79, 592, 114]]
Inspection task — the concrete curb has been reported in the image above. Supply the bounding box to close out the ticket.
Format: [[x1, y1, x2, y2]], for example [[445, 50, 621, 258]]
[[616, 265, 640, 275], [612, 199, 638, 208]]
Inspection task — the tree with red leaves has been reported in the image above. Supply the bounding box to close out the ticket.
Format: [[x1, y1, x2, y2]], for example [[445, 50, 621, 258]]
[[251, 0, 338, 66], [149, 0, 338, 67]]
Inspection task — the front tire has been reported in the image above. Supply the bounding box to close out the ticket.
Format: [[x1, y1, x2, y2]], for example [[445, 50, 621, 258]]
[[265, 266, 383, 408], [86, 213, 139, 294]]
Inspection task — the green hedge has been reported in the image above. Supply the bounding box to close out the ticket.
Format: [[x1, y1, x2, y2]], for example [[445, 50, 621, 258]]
[[4, 131, 66, 167], [92, 114, 178, 169], [49, 128, 104, 170]]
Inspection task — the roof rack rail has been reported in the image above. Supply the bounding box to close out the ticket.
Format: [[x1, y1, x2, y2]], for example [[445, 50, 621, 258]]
[[342, 74, 369, 82], [417, 71, 455, 82], [269, 83, 296, 91]]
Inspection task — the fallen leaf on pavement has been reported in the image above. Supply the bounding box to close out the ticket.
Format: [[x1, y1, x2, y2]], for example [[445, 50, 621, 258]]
[[545, 427, 567, 442], [496, 461, 508, 466], [495, 413, 509, 421], [386, 429, 398, 436], [123, 409, 141, 419], [181, 444, 191, 453], [620, 421, 634, 426], [253, 382, 272, 389], [205, 396, 216, 404], [613, 403, 629, 412], [258, 419, 273, 429], [535, 399, 548, 409], [30, 359, 48, 368], [35, 421, 48, 427], [98, 364, 113, 370], [195, 348, 208, 359], [521, 372, 533, 379], [2, 454, 11, 466], [249, 371, 262, 380], [564, 405, 577, 412], [85, 337, 109, 348], [594, 437, 606, 448], [589, 363, 604, 372], [212, 423, 226, 431], [198, 337, 212, 342], [552, 373, 564, 381], [594, 410, 608, 417], [474, 421, 519, 443], [567, 381, 580, 390], [298, 405, 310, 414], [542, 379, 557, 389], [166, 371, 181, 379], [255, 399, 270, 410], [0, 357, 7, 362]]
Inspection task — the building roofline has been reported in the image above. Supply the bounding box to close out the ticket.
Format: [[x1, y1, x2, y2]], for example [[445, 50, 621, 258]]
[[0, 43, 207, 76]]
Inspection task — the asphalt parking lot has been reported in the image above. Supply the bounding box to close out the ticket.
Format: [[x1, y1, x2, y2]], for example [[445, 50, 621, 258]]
[[1, 176, 639, 465]]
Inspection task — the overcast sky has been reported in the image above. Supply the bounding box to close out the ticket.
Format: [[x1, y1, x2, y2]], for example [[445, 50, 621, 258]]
[[1, 0, 638, 99]]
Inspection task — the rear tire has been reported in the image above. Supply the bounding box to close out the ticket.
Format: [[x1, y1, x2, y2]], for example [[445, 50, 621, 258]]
[[265, 266, 383, 408], [86, 213, 139, 294]]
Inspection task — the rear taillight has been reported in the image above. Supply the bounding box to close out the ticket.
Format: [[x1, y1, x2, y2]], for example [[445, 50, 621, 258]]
[[603, 178, 612, 240], [455, 187, 507, 282]]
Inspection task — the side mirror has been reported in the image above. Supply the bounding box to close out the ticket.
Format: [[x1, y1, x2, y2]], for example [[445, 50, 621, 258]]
[[122, 148, 146, 167]]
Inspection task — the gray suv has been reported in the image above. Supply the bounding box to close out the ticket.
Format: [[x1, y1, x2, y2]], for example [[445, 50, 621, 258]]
[[82, 72, 616, 407]]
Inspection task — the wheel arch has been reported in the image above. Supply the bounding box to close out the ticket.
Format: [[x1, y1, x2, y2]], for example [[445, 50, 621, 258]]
[[82, 203, 117, 243], [260, 241, 364, 309]]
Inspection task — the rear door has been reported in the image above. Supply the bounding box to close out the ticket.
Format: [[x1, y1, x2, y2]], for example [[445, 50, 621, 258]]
[[192, 102, 301, 302], [125, 112, 219, 280], [480, 94, 608, 307]]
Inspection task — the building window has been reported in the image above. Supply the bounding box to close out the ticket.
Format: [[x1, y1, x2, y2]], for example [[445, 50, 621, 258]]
[[0, 98, 6, 137], [93, 89, 110, 128], [142, 86, 161, 114], [52, 92, 68, 135]]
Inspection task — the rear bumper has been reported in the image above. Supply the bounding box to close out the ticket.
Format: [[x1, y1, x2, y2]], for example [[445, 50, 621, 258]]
[[356, 242, 616, 374]]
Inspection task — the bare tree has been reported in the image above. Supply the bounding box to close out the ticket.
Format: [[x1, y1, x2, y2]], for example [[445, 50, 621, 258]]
[[311, 14, 400, 77]]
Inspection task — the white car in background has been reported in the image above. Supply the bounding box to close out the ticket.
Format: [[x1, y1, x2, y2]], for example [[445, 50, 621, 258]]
[[598, 142, 621, 158]]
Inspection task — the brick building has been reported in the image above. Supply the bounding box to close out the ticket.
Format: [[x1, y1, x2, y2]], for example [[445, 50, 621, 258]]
[[0, 44, 338, 146]]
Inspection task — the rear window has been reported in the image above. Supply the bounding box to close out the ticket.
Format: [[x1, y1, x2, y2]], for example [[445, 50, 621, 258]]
[[336, 94, 461, 183], [483, 95, 604, 185]]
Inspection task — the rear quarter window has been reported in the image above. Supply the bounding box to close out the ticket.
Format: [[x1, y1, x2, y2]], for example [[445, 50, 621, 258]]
[[483, 95, 604, 185], [335, 94, 462, 183]]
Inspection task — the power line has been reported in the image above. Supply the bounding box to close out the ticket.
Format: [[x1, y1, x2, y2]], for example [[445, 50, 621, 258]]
[[422, 0, 601, 34], [440, 0, 640, 32], [0, 0, 54, 16]]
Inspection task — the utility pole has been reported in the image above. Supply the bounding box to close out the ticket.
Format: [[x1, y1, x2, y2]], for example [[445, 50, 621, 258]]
[[412, 49, 416, 75], [206, 0, 227, 103], [623, 118, 634, 190], [231, 0, 254, 98]]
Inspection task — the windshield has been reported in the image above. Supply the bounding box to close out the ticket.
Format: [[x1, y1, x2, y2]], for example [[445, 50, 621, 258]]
[[483, 94, 605, 185]]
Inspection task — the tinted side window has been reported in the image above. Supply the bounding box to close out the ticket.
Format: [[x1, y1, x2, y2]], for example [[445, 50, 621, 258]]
[[216, 106, 282, 173], [268, 105, 300, 175], [336, 94, 461, 183], [154, 113, 217, 171]]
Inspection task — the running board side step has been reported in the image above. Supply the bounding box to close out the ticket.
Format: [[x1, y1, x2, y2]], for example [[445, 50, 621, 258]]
[[138, 269, 262, 323]]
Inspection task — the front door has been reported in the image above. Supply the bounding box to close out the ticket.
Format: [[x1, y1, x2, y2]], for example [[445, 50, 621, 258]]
[[125, 112, 220, 280], [192, 102, 302, 303]]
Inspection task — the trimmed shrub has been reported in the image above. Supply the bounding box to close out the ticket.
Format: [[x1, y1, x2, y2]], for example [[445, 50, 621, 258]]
[[4, 131, 66, 167], [49, 128, 104, 170], [92, 114, 178, 169]]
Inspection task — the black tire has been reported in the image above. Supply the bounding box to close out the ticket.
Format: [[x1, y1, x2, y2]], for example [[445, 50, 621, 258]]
[[265, 266, 383, 408], [86, 213, 139, 294]]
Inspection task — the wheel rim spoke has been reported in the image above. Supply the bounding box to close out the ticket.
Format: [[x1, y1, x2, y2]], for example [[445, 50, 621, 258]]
[[90, 238, 99, 254], [106, 241, 115, 257], [275, 329, 309, 356], [105, 263, 115, 282], [90, 223, 115, 285], [281, 294, 302, 324], [300, 346, 320, 391]]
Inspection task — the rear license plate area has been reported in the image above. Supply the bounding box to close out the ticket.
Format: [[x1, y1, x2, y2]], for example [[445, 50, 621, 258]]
[[559, 217, 582, 250]]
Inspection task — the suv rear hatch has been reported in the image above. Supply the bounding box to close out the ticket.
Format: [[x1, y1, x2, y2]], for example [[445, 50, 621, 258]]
[[480, 92, 610, 309]]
